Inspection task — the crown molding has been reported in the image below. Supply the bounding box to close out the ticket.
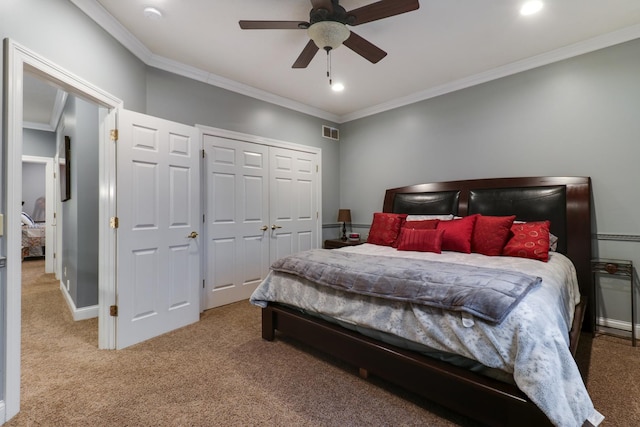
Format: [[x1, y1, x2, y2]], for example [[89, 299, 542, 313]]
[[71, 1, 640, 124], [341, 23, 640, 123], [146, 55, 341, 123], [70, 0, 340, 123]]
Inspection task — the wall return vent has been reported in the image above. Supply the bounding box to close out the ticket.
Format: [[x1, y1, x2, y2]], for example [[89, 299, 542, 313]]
[[322, 125, 339, 140]]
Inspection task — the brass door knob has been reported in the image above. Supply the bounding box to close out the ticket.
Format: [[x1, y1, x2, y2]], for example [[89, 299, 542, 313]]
[[271, 225, 282, 230], [260, 225, 268, 231], [188, 231, 198, 239]]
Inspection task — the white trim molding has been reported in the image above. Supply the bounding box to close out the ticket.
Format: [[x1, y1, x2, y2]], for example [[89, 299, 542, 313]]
[[60, 282, 99, 321]]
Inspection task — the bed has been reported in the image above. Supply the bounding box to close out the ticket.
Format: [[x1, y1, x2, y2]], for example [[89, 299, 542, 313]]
[[21, 212, 46, 259], [250, 176, 598, 427]]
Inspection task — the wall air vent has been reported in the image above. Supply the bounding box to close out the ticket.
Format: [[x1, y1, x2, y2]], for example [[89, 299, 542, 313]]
[[322, 125, 339, 141]]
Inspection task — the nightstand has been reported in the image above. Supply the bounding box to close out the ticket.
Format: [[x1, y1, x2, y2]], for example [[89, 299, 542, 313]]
[[591, 258, 636, 346], [324, 239, 364, 249]]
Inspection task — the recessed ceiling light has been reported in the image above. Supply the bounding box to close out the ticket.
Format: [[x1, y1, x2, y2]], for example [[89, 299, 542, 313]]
[[331, 82, 345, 92], [520, 1, 543, 16], [143, 6, 163, 20]]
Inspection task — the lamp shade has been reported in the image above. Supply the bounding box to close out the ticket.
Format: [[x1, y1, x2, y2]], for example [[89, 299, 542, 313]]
[[308, 21, 350, 50], [337, 209, 352, 223]]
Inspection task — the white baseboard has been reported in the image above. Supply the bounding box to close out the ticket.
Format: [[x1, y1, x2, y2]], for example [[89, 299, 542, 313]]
[[597, 316, 640, 338], [60, 281, 99, 321], [0, 400, 6, 425]]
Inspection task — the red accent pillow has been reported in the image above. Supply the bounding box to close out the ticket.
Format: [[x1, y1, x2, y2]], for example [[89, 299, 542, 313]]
[[403, 219, 440, 230], [471, 215, 516, 256], [397, 228, 444, 253], [436, 215, 478, 253], [503, 221, 551, 262], [367, 213, 408, 247]]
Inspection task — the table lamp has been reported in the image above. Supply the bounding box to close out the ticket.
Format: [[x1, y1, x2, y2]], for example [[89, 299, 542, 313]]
[[337, 209, 352, 241]]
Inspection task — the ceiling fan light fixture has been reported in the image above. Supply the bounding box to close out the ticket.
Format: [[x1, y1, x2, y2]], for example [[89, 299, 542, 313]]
[[308, 21, 350, 50], [331, 82, 345, 92]]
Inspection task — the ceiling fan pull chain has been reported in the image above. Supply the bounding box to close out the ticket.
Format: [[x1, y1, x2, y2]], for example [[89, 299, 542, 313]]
[[327, 48, 332, 86]]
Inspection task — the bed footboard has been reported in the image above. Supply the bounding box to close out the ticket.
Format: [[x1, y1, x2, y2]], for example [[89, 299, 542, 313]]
[[262, 303, 555, 427]]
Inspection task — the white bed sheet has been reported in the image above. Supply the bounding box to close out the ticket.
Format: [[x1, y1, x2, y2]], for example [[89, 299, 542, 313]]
[[251, 244, 602, 426]]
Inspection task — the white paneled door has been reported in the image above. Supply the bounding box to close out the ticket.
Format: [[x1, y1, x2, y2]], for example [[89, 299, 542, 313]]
[[203, 135, 319, 310], [203, 136, 270, 309], [116, 110, 201, 349], [269, 147, 318, 262]]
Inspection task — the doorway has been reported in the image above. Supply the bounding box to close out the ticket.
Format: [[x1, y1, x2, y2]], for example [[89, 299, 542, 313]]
[[21, 156, 55, 274], [4, 39, 122, 422]]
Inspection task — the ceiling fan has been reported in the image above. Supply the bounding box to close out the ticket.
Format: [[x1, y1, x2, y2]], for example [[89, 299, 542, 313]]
[[239, 0, 420, 69]]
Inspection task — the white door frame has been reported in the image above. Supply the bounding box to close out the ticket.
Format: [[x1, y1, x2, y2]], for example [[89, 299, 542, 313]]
[[20, 155, 55, 274], [3, 38, 123, 422]]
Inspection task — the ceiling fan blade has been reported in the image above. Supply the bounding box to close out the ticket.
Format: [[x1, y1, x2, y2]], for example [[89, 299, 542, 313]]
[[347, 0, 419, 26], [310, 0, 334, 14], [292, 40, 320, 68], [239, 20, 308, 30], [342, 31, 387, 64]]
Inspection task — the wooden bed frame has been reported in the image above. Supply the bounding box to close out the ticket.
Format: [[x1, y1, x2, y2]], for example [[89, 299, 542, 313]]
[[261, 176, 593, 426]]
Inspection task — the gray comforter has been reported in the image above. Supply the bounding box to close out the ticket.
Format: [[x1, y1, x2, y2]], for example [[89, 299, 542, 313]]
[[270, 249, 540, 324], [251, 244, 603, 427]]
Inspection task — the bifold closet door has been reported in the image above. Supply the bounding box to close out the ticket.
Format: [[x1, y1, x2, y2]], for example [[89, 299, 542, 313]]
[[203, 135, 270, 309], [268, 146, 318, 262]]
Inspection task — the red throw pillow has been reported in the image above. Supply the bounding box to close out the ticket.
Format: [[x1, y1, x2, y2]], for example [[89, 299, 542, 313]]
[[397, 228, 444, 253], [503, 221, 551, 262], [436, 215, 478, 253], [367, 213, 408, 247], [403, 219, 440, 230], [471, 215, 516, 256]]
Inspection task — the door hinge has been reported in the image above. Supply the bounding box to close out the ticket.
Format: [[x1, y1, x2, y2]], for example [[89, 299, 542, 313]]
[[202, 149, 205, 158], [110, 305, 118, 317], [202, 279, 205, 289], [110, 129, 118, 141], [53, 212, 56, 219], [53, 252, 56, 259], [110, 217, 119, 229], [316, 165, 319, 173]]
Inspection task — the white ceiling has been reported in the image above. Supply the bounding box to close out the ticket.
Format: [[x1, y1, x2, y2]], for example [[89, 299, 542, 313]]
[[25, 1, 640, 127]]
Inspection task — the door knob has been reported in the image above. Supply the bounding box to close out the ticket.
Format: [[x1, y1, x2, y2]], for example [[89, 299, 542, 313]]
[[271, 225, 282, 230], [260, 225, 268, 231], [188, 231, 198, 239]]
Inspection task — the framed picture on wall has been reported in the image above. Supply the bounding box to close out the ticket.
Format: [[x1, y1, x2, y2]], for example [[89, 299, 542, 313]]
[[59, 135, 71, 202]]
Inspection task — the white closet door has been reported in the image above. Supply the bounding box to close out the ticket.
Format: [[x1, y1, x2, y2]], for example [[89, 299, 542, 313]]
[[269, 147, 318, 262], [203, 135, 270, 309], [116, 109, 201, 349]]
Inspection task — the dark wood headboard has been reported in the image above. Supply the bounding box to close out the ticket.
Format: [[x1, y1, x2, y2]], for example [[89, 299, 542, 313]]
[[383, 176, 593, 332]]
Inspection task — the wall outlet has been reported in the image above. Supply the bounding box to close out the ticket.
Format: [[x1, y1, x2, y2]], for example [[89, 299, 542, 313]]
[[64, 266, 67, 277], [66, 279, 70, 291]]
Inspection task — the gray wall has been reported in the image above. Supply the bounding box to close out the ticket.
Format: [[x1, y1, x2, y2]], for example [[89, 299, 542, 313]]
[[145, 67, 342, 234], [23, 129, 56, 158], [59, 96, 100, 308], [21, 162, 46, 222], [340, 38, 640, 327]]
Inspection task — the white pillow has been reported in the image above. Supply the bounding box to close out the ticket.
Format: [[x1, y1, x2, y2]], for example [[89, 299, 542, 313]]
[[21, 212, 34, 226]]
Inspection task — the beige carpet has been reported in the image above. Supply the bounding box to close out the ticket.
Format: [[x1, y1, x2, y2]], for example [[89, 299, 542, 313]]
[[7, 260, 640, 426]]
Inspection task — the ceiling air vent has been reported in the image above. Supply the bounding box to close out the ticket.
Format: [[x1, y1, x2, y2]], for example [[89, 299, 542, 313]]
[[322, 125, 339, 141]]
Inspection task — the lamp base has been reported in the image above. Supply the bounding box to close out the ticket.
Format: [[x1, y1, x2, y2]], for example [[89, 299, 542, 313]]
[[341, 222, 347, 241]]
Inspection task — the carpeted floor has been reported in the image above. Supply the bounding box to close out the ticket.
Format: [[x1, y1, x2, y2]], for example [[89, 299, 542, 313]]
[[7, 259, 640, 426]]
